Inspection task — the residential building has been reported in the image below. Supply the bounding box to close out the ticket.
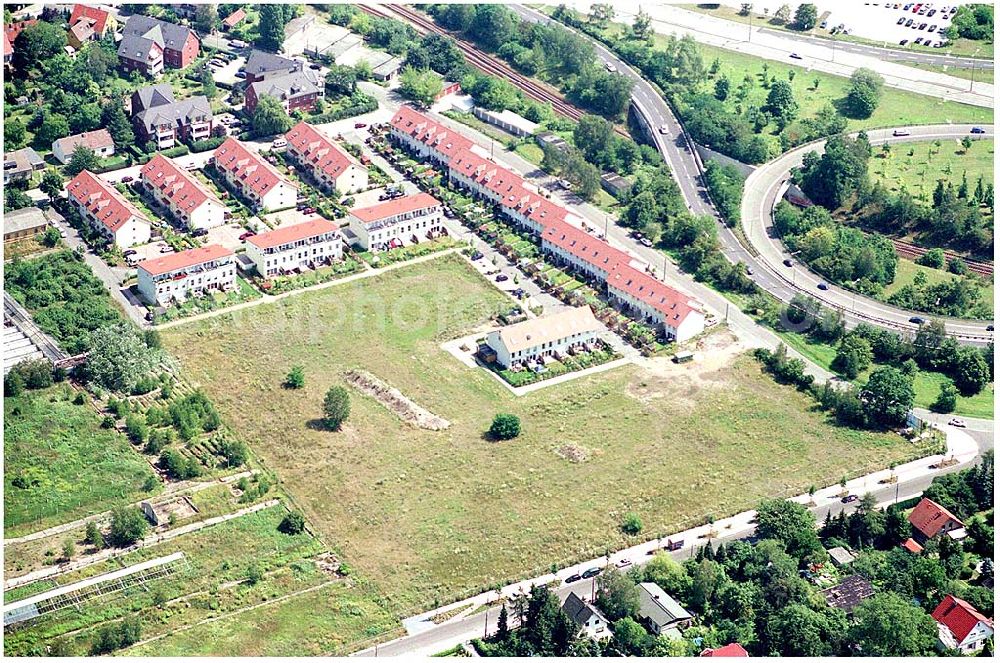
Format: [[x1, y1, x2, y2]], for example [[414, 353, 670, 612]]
[[140, 154, 225, 231], [66, 170, 152, 248], [3, 147, 44, 185], [3, 31, 11, 66], [245, 69, 324, 114], [700, 644, 749, 657], [245, 218, 342, 277], [52, 129, 115, 164], [243, 49, 301, 83], [137, 244, 235, 307], [561, 593, 611, 641], [389, 105, 474, 166], [221, 8, 246, 30], [119, 15, 199, 74], [636, 582, 692, 638], [606, 267, 705, 343], [931, 595, 994, 653], [909, 497, 965, 542], [132, 86, 213, 149], [67, 4, 114, 49], [901, 537, 924, 554], [212, 138, 298, 212], [486, 306, 603, 370], [473, 107, 539, 138], [826, 546, 856, 568], [4, 206, 48, 243], [821, 575, 875, 615], [347, 192, 442, 251], [284, 122, 368, 194], [4, 20, 37, 48]]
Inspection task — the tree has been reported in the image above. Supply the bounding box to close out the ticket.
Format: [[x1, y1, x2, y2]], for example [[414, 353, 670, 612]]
[[621, 512, 643, 535], [917, 247, 946, 269], [951, 346, 990, 396], [850, 593, 937, 656], [322, 385, 351, 430], [279, 511, 306, 534], [792, 3, 818, 30], [714, 76, 730, 101], [612, 616, 649, 656], [960, 136, 973, 153], [86, 322, 159, 393], [85, 521, 105, 549], [325, 64, 358, 96], [40, 169, 65, 200], [252, 95, 293, 136], [589, 3, 615, 24], [831, 334, 873, 379], [33, 112, 70, 148], [62, 538, 75, 560], [595, 567, 640, 621], [193, 4, 219, 35], [66, 145, 101, 176], [398, 65, 443, 107], [845, 68, 884, 119], [201, 67, 217, 100], [5, 117, 26, 149], [754, 498, 822, 560], [246, 562, 264, 585], [13, 20, 66, 73], [764, 80, 797, 125], [101, 99, 136, 151], [218, 439, 248, 467], [257, 3, 290, 52], [861, 366, 914, 427], [632, 9, 653, 41], [489, 413, 521, 440], [774, 4, 792, 24], [931, 380, 958, 413], [107, 506, 148, 547], [764, 603, 846, 656], [285, 365, 305, 389], [572, 114, 614, 164]]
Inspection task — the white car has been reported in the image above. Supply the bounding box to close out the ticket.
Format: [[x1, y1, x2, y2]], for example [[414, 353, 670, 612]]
[[948, 418, 967, 428], [271, 138, 288, 149], [605, 61, 617, 72]]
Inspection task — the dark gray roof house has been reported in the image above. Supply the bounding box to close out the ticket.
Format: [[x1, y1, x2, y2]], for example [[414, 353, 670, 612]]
[[244, 50, 302, 81], [821, 574, 875, 615], [248, 69, 322, 105], [135, 96, 212, 134], [132, 83, 175, 114], [121, 15, 195, 52], [637, 582, 692, 638], [117, 32, 160, 64], [561, 592, 611, 641]]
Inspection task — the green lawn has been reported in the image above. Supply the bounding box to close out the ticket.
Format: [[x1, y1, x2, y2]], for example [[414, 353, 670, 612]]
[[4, 386, 160, 537], [911, 62, 994, 85], [514, 142, 545, 166], [162, 254, 934, 615], [870, 139, 994, 203], [883, 257, 994, 310]]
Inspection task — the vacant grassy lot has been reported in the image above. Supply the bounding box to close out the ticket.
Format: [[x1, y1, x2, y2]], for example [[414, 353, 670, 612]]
[[883, 257, 993, 309], [162, 255, 934, 614], [870, 138, 994, 202], [4, 386, 159, 537]]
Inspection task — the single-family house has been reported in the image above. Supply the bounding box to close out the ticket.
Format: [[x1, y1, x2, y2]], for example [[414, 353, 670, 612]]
[[119, 15, 199, 75], [66, 170, 152, 248], [3, 147, 44, 185], [821, 574, 875, 616], [140, 154, 226, 231], [486, 306, 603, 370], [636, 582, 692, 638], [347, 192, 442, 251], [909, 497, 965, 543], [245, 218, 342, 277], [52, 129, 115, 164], [284, 122, 368, 194], [245, 68, 324, 115], [700, 643, 749, 657], [931, 595, 994, 654], [826, 546, 856, 568], [4, 206, 48, 243], [212, 137, 298, 212], [132, 85, 213, 149], [561, 592, 611, 641], [137, 244, 235, 307], [67, 4, 114, 49]]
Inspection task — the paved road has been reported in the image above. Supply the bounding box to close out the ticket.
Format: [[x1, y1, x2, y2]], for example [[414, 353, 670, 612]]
[[742, 124, 995, 344]]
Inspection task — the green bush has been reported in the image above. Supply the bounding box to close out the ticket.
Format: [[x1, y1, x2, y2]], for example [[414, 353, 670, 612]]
[[621, 512, 643, 535], [107, 506, 148, 547], [279, 511, 306, 535], [489, 413, 521, 440], [159, 448, 202, 480]]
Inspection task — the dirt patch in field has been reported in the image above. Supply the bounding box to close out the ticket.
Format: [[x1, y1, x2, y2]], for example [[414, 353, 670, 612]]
[[627, 330, 746, 407], [554, 442, 596, 463], [344, 370, 451, 430]]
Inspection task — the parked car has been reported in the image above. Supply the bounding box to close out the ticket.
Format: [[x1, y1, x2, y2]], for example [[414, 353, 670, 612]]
[[841, 494, 859, 504], [191, 228, 208, 237], [899, 39, 909, 45], [905, 18, 913, 25], [615, 559, 633, 569], [639, 237, 653, 247], [228, 39, 248, 48], [817, 282, 829, 290], [239, 231, 256, 240], [909, 316, 925, 325], [271, 138, 288, 149], [302, 207, 316, 215], [919, 22, 928, 29], [928, 24, 937, 31], [581, 567, 602, 579], [948, 417, 967, 428], [470, 251, 484, 261], [354, 122, 367, 129], [495, 274, 509, 282], [664, 539, 684, 551], [565, 573, 582, 584], [604, 61, 616, 72], [235, 71, 246, 79], [121, 175, 134, 183], [783, 258, 794, 267], [789, 52, 803, 59], [971, 127, 986, 134], [986, 325, 994, 332], [159, 245, 172, 253], [123, 249, 138, 257], [897, 17, 906, 23], [892, 129, 911, 136]]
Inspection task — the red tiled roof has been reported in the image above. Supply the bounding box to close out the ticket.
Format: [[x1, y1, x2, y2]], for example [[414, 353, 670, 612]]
[[4, 19, 37, 44], [69, 4, 111, 34], [932, 595, 993, 643], [137, 244, 233, 277], [285, 122, 360, 183], [213, 137, 292, 199], [901, 538, 924, 554], [908, 497, 964, 539], [542, 222, 630, 274], [247, 218, 338, 250], [53, 129, 114, 155], [607, 264, 698, 326], [141, 154, 219, 214], [350, 193, 440, 226], [222, 8, 246, 28], [390, 106, 473, 164], [66, 170, 147, 233], [700, 643, 749, 657]]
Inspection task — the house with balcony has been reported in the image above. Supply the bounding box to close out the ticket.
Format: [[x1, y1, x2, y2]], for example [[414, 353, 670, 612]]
[[284, 122, 368, 195], [137, 244, 235, 307], [119, 15, 199, 73], [245, 218, 342, 277], [212, 138, 298, 212], [52, 129, 115, 165], [486, 306, 603, 370], [932, 595, 994, 654], [3, 147, 44, 185], [606, 267, 705, 343], [243, 49, 301, 83], [245, 69, 324, 115], [140, 154, 225, 231], [347, 192, 442, 251], [132, 86, 213, 150], [117, 33, 165, 77], [389, 105, 473, 167], [67, 4, 115, 49], [66, 170, 151, 248]]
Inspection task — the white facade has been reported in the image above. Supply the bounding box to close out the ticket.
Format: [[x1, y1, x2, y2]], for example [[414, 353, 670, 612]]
[[53, 140, 114, 165], [348, 199, 442, 251], [245, 226, 342, 277], [137, 254, 235, 307], [937, 621, 994, 654], [486, 307, 602, 370], [69, 197, 151, 249], [606, 281, 705, 343], [145, 182, 226, 231], [259, 180, 298, 212]]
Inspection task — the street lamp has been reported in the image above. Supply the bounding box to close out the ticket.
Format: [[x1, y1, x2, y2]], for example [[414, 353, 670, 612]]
[[969, 48, 982, 92]]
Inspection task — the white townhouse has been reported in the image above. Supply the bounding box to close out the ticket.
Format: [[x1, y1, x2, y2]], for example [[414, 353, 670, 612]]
[[245, 218, 342, 277], [347, 192, 442, 251], [389, 105, 473, 166], [136, 244, 235, 307], [486, 306, 603, 369], [66, 170, 151, 248], [606, 267, 706, 343], [213, 137, 298, 212], [140, 153, 226, 231], [540, 222, 628, 283], [284, 121, 368, 195]]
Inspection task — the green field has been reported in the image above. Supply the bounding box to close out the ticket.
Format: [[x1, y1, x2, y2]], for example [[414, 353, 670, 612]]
[[4, 386, 160, 537], [870, 138, 994, 202], [162, 255, 934, 613], [883, 258, 994, 310]]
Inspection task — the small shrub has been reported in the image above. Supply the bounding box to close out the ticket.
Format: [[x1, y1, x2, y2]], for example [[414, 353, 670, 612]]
[[285, 365, 305, 389], [278, 511, 306, 535], [621, 512, 643, 535], [489, 413, 521, 440], [72, 392, 86, 405]]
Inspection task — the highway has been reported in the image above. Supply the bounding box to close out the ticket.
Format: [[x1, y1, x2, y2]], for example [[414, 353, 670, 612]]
[[742, 124, 995, 343]]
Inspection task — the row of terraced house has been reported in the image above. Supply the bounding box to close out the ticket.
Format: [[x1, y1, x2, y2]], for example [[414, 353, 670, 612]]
[[388, 106, 706, 342]]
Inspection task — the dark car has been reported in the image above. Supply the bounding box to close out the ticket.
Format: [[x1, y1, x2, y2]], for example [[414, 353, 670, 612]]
[[986, 325, 994, 332], [789, 52, 803, 60], [564, 573, 582, 584], [121, 175, 134, 183], [191, 228, 209, 237], [470, 251, 484, 261], [783, 258, 794, 267], [899, 39, 909, 45], [302, 207, 316, 215], [123, 249, 138, 257], [495, 274, 509, 282], [971, 127, 986, 134], [817, 282, 829, 290], [239, 231, 256, 240], [897, 17, 906, 24], [909, 316, 925, 325], [841, 494, 859, 504], [354, 122, 367, 129], [581, 567, 602, 579]]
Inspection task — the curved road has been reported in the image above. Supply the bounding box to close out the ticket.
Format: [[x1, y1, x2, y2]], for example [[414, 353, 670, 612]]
[[742, 125, 995, 343]]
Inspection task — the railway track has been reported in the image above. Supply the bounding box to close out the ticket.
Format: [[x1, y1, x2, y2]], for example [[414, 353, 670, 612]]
[[889, 238, 993, 278], [359, 3, 632, 139]]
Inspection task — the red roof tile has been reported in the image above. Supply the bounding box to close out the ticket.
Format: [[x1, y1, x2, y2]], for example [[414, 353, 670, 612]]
[[908, 498, 964, 540], [247, 218, 338, 250], [53, 129, 114, 156], [901, 538, 924, 554], [222, 8, 246, 28], [350, 193, 440, 226], [213, 137, 292, 199], [390, 106, 473, 163], [66, 170, 147, 233], [137, 244, 233, 277], [69, 4, 111, 35], [700, 643, 749, 657], [542, 222, 630, 273], [4, 19, 37, 44], [284, 122, 360, 183], [141, 154, 218, 214], [932, 595, 993, 643], [607, 264, 698, 326]]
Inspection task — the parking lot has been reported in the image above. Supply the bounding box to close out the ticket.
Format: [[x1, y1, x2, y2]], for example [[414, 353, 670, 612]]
[[205, 222, 250, 252], [210, 54, 246, 87]]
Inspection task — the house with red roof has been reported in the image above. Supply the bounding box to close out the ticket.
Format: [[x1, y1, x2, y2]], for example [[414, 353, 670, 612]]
[[52, 129, 115, 165], [67, 4, 115, 49], [66, 170, 151, 248], [347, 193, 442, 251], [245, 218, 342, 277], [700, 643, 749, 657], [389, 105, 474, 166], [212, 138, 298, 212], [3, 30, 12, 66], [285, 122, 368, 195], [901, 537, 924, 554], [607, 266, 705, 343], [931, 595, 993, 653], [908, 497, 965, 542], [221, 8, 246, 30], [137, 244, 235, 307], [140, 154, 225, 231]]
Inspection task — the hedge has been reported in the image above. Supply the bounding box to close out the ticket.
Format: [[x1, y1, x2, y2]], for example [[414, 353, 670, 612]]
[[191, 136, 227, 153], [305, 95, 379, 125], [93, 156, 132, 174]]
